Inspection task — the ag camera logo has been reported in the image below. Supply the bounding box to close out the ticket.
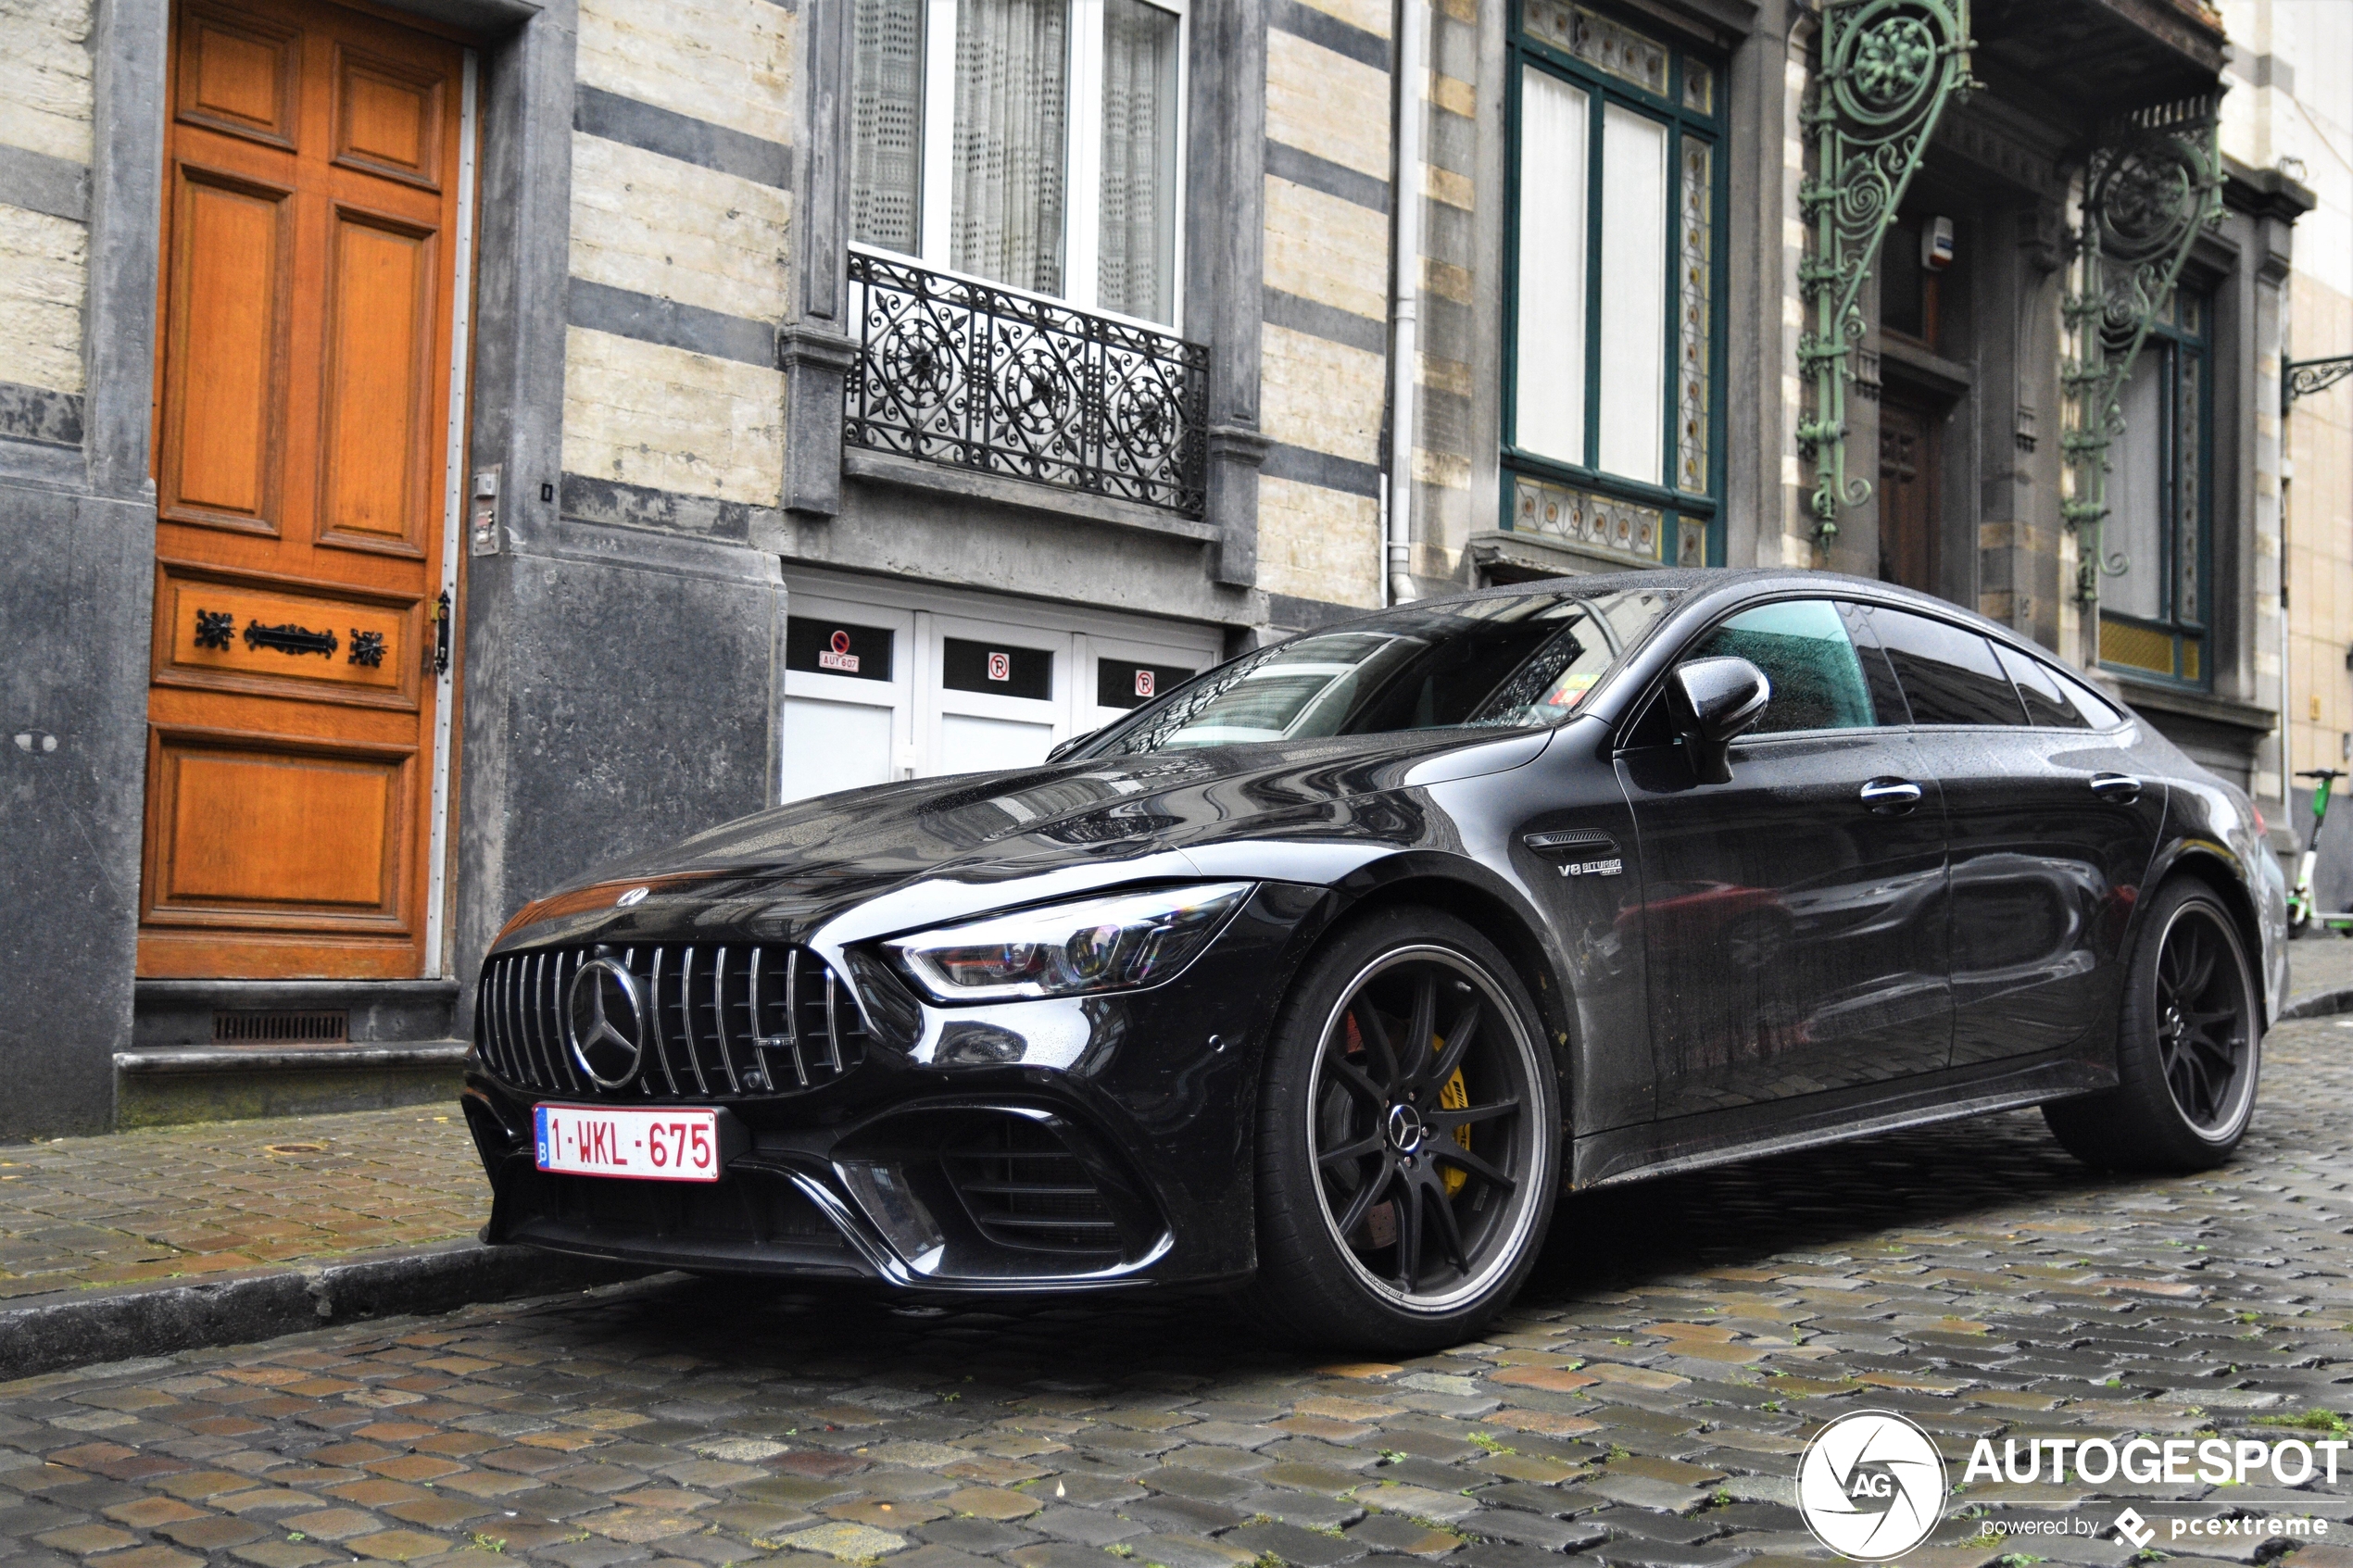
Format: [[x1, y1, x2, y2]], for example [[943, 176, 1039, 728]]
[[1798, 1410, 1950, 1560]]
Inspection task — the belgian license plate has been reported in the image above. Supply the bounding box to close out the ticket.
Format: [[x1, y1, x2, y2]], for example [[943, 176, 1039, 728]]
[[535, 1104, 723, 1182]]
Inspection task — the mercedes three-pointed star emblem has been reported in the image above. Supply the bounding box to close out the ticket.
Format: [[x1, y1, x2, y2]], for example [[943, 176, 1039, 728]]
[[564, 957, 646, 1088]]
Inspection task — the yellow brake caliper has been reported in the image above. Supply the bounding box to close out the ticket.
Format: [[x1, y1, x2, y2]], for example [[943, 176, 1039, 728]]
[[1433, 1035, 1472, 1197]]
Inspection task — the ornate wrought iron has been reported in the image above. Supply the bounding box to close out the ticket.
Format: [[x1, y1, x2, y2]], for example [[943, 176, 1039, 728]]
[[347, 630, 386, 668], [1796, 0, 1974, 541], [844, 250, 1210, 518], [2285, 354, 2353, 409], [193, 609, 233, 650], [2061, 93, 2223, 607], [244, 620, 338, 658], [430, 589, 452, 677]]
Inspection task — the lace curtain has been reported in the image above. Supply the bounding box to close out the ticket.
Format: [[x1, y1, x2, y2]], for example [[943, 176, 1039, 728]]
[[952, 0, 1069, 295], [851, 0, 925, 253], [1098, 0, 1179, 322]]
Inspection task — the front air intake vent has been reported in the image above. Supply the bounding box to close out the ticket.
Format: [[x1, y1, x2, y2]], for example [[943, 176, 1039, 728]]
[[941, 1116, 1124, 1258], [474, 945, 865, 1100]]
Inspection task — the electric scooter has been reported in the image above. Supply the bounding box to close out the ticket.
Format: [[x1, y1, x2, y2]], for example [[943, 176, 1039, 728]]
[[2287, 768, 2353, 935]]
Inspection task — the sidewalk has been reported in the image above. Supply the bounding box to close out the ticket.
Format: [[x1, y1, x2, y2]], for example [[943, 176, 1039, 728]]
[[0, 1106, 484, 1301], [6, 935, 2353, 1374], [0, 1106, 635, 1377]]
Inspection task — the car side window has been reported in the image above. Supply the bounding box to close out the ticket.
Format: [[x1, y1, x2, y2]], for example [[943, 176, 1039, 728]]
[[1994, 645, 2094, 730], [2054, 665, 2126, 728], [1864, 606, 2030, 726], [1690, 599, 1881, 734], [1837, 603, 1910, 724]]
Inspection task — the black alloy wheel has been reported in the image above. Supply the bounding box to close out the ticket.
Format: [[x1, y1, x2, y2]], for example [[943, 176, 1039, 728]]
[[2045, 879, 2259, 1173], [1244, 907, 1559, 1348], [2154, 905, 2254, 1133]]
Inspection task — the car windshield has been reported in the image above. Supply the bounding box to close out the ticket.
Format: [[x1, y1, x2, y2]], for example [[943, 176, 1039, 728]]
[[1079, 588, 1679, 756]]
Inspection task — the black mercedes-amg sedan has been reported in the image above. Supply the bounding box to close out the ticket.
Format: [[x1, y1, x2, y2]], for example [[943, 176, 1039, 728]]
[[459, 569, 2285, 1349]]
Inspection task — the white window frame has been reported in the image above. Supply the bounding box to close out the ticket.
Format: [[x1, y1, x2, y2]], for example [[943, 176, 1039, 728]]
[[903, 0, 1189, 330]]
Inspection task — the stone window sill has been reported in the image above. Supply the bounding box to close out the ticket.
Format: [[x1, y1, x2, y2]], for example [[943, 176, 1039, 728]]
[[841, 447, 1222, 546]]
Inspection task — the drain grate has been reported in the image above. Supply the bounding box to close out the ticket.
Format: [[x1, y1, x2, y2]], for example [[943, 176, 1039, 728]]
[[213, 1010, 349, 1045]]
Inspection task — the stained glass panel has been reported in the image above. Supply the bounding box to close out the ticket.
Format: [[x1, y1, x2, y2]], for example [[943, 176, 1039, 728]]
[[1522, 0, 1668, 97], [1677, 137, 1711, 495]]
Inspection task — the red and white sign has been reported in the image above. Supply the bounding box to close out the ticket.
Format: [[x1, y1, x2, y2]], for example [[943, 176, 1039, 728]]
[[987, 650, 1011, 682], [817, 628, 860, 674], [535, 1104, 722, 1183], [1135, 670, 1156, 698]]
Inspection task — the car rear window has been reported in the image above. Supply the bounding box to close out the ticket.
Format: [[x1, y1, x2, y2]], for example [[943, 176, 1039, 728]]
[[1863, 606, 2030, 726]]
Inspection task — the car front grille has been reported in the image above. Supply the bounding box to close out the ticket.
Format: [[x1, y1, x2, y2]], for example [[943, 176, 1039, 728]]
[[941, 1115, 1124, 1258], [474, 944, 865, 1101]]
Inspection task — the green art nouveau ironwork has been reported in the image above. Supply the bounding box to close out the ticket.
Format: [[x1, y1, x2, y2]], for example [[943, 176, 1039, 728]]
[[1797, 0, 1973, 542], [2061, 94, 2224, 607]]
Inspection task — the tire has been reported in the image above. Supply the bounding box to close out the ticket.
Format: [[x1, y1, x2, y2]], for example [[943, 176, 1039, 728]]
[[1240, 905, 1563, 1351], [2044, 879, 2261, 1173]]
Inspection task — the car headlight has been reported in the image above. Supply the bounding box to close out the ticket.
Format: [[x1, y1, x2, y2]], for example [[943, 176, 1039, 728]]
[[884, 883, 1253, 1002]]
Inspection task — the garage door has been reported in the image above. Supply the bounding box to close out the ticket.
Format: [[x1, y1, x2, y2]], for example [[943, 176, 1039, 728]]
[[780, 576, 1225, 804]]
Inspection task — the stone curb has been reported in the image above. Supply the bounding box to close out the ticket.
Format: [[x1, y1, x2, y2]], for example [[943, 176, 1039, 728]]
[[0, 1239, 648, 1379], [2280, 985, 2353, 1021]]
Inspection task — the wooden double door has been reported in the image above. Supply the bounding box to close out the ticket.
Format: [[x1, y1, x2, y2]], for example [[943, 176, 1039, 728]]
[[142, 0, 467, 978]]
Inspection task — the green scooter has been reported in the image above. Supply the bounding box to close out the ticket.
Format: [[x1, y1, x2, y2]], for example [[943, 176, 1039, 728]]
[[2288, 768, 2353, 935]]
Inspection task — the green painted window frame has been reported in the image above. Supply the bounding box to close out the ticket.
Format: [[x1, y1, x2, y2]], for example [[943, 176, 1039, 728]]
[[2097, 282, 2214, 690], [1499, 0, 1728, 568]]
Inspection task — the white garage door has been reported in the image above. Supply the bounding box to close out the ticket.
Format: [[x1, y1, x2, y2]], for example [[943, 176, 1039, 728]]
[[779, 573, 1225, 804]]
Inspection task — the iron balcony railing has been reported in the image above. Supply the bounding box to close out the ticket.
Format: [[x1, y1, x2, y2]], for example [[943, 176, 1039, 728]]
[[844, 249, 1210, 518]]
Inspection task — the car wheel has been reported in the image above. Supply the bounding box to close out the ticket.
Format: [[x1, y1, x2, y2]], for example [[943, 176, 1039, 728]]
[[1242, 906, 1561, 1350], [2044, 879, 2261, 1173]]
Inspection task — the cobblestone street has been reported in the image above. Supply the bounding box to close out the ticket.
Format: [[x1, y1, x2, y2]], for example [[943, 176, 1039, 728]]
[[5, 1021, 2350, 1568]]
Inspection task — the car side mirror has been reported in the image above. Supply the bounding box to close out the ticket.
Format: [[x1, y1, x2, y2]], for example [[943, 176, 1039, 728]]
[[1667, 656, 1771, 784]]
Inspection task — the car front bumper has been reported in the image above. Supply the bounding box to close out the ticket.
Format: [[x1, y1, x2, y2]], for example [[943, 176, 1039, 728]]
[[460, 881, 1329, 1292]]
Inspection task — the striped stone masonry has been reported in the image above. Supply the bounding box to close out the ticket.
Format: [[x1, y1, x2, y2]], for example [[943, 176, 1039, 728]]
[[1259, 0, 1395, 608], [561, 0, 795, 524], [0, 0, 93, 447]]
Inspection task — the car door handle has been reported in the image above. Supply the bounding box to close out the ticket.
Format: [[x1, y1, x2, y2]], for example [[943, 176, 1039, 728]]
[[2090, 771, 2142, 802], [1860, 778, 1923, 813]]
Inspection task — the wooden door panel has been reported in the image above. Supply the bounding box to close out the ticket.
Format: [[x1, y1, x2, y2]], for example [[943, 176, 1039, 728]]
[[158, 167, 291, 531], [175, 6, 299, 147], [145, 730, 411, 925], [333, 46, 445, 190], [1878, 395, 1941, 596], [145, 0, 465, 980], [317, 209, 433, 555], [155, 561, 420, 709]]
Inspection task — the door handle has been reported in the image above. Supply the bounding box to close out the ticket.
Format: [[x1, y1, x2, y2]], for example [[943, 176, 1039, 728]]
[[1860, 777, 1923, 813], [2090, 771, 2142, 802]]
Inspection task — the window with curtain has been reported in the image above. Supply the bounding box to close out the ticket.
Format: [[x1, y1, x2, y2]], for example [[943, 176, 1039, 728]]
[[2098, 285, 2212, 687], [1504, 0, 1722, 571], [849, 0, 1186, 325]]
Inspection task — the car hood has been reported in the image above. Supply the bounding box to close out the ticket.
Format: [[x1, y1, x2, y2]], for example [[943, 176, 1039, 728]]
[[494, 725, 1560, 954]]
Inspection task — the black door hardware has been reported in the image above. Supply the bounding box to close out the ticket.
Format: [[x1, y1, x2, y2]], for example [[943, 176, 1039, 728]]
[[244, 620, 338, 658]]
